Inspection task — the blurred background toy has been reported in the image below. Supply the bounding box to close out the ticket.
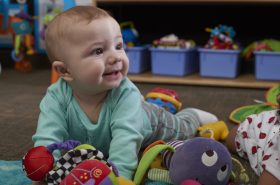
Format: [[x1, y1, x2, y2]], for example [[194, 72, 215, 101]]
[[0, 0, 9, 32], [120, 21, 140, 48], [10, 0, 35, 72], [152, 33, 196, 49], [242, 39, 280, 61], [39, 0, 61, 40], [204, 25, 239, 50], [145, 87, 182, 114]]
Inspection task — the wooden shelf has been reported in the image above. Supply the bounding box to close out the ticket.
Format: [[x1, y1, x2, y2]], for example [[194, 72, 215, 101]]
[[128, 72, 278, 89], [96, 0, 280, 4]]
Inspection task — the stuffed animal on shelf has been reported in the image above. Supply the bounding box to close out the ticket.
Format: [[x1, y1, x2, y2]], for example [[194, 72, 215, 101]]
[[120, 21, 140, 48], [204, 25, 239, 50], [22, 140, 134, 185], [134, 137, 233, 185], [197, 121, 229, 141]]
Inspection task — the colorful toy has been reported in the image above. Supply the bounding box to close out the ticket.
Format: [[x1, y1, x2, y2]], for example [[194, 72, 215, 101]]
[[204, 25, 239, 50], [60, 159, 118, 185], [134, 137, 233, 185], [242, 39, 280, 61], [230, 84, 279, 124], [145, 87, 182, 114], [152, 34, 195, 49], [0, 0, 9, 31], [22, 140, 134, 185], [10, 0, 35, 72], [22, 146, 54, 181], [120, 21, 140, 48], [39, 0, 62, 40], [22, 140, 81, 181], [197, 121, 229, 141]]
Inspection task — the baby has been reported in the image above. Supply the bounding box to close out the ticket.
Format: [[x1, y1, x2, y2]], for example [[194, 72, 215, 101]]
[[32, 6, 218, 183], [226, 94, 280, 185]]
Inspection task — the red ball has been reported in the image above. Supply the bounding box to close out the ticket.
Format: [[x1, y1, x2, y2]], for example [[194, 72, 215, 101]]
[[23, 146, 54, 181]]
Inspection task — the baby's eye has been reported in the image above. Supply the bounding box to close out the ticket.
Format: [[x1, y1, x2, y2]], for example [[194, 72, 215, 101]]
[[116, 43, 123, 50], [92, 48, 103, 56]]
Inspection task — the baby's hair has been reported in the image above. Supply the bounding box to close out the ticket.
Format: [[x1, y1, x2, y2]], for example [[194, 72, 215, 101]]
[[45, 6, 111, 63]]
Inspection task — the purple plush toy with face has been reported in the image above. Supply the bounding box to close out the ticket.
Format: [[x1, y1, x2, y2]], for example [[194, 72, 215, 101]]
[[169, 137, 232, 185]]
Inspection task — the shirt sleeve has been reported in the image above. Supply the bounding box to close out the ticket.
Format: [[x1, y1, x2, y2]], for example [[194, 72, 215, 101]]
[[108, 80, 144, 179], [32, 81, 70, 158]]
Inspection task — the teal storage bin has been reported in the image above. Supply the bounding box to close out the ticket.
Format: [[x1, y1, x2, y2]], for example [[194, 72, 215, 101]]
[[198, 48, 241, 78], [254, 51, 280, 81], [126, 46, 150, 74], [150, 48, 198, 76]]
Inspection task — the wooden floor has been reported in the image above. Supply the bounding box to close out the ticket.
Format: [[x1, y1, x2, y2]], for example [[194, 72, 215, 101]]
[[128, 72, 279, 89]]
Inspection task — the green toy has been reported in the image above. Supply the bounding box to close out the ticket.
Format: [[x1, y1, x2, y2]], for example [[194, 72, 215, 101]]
[[133, 138, 237, 185], [229, 84, 279, 124], [242, 39, 280, 60]]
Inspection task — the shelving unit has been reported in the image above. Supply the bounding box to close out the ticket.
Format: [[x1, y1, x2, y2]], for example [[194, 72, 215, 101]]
[[96, 0, 280, 3], [96, 0, 280, 89], [128, 72, 278, 89]]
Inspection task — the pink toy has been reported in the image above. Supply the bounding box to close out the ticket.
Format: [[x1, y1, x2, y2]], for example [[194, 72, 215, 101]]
[[181, 179, 201, 185]]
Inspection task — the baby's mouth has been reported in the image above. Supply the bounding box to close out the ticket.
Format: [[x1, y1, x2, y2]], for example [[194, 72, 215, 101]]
[[103, 70, 120, 76], [103, 70, 122, 80]]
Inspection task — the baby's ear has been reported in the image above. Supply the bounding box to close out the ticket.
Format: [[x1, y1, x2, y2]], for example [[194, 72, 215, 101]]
[[52, 61, 73, 82]]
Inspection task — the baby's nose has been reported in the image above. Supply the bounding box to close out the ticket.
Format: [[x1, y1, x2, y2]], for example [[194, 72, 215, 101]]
[[107, 55, 121, 64]]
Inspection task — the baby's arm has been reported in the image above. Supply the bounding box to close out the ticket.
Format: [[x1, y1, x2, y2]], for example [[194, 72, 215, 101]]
[[33, 91, 69, 149], [225, 125, 239, 153], [108, 86, 144, 179], [258, 170, 280, 185], [31, 87, 70, 183]]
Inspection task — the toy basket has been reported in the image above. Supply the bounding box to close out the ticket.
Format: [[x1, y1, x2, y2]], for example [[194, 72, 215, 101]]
[[126, 46, 150, 74], [254, 51, 280, 81], [150, 48, 198, 76], [198, 48, 241, 78]]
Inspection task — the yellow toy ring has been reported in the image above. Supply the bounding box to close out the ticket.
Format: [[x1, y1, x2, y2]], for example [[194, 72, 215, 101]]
[[146, 92, 182, 110]]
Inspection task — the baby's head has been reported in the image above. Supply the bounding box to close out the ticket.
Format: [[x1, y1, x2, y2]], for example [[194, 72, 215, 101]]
[[45, 6, 129, 94], [45, 6, 109, 63]]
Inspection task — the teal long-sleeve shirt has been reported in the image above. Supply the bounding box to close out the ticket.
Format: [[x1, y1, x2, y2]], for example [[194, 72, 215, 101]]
[[32, 77, 153, 179]]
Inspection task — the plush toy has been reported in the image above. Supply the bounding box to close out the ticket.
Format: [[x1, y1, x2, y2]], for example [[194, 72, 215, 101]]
[[242, 39, 280, 61], [145, 87, 182, 114], [230, 84, 279, 124], [134, 137, 233, 185], [60, 159, 118, 185], [204, 25, 239, 50], [22, 140, 134, 185], [197, 121, 229, 141], [120, 21, 140, 47], [22, 146, 54, 181], [152, 34, 196, 49]]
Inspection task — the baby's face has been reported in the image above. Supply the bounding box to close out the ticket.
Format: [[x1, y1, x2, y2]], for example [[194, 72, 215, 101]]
[[62, 17, 129, 94]]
